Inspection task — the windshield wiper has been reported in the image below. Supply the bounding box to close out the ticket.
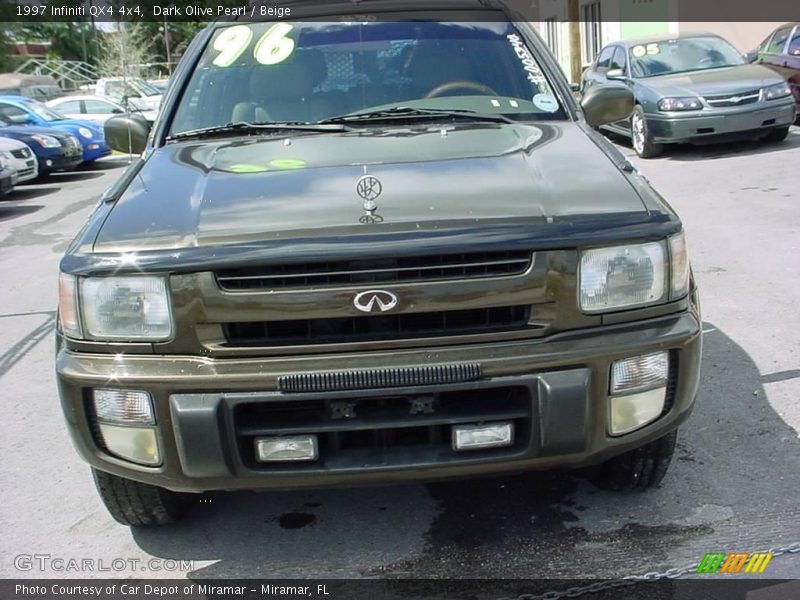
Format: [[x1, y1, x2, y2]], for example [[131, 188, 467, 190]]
[[319, 106, 515, 125], [166, 120, 350, 141]]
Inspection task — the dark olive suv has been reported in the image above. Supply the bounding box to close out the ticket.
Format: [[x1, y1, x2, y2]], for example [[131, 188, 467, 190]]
[[56, 0, 701, 526]]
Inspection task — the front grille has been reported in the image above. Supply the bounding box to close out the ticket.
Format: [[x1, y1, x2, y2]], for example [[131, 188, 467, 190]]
[[278, 364, 482, 392], [10, 148, 31, 159], [233, 385, 532, 470], [222, 305, 531, 346], [17, 167, 35, 178], [704, 89, 761, 107], [216, 250, 531, 291]]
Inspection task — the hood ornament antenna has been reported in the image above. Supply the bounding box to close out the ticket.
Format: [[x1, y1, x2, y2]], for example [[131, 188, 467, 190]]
[[356, 169, 384, 223]]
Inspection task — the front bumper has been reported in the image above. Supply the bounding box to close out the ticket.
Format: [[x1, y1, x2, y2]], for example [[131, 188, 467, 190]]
[[57, 308, 702, 493], [648, 100, 796, 143]]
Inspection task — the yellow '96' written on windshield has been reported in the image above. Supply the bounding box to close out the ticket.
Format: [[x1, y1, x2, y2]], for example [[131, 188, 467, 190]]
[[212, 24, 296, 67]]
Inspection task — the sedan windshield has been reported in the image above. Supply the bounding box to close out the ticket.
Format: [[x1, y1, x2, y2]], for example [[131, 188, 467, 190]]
[[21, 98, 65, 122], [170, 18, 564, 136], [629, 36, 745, 78]]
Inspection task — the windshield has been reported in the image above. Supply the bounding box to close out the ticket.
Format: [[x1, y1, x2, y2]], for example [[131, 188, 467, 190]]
[[170, 19, 564, 135], [130, 78, 161, 97], [21, 98, 65, 122], [629, 36, 745, 77]]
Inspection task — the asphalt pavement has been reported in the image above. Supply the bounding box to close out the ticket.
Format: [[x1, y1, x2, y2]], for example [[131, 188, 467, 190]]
[[0, 129, 798, 584]]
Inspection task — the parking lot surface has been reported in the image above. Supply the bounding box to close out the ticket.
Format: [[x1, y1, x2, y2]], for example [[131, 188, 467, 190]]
[[1, 129, 798, 581]]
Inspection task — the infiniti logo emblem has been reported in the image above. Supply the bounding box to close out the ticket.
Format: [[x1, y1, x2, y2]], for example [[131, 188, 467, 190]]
[[353, 289, 398, 313]]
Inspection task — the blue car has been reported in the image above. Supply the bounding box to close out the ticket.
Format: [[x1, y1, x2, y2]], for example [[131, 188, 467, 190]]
[[0, 124, 83, 175], [0, 95, 110, 162]]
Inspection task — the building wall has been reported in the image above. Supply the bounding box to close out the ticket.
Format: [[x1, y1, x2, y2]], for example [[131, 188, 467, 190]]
[[677, 22, 786, 52]]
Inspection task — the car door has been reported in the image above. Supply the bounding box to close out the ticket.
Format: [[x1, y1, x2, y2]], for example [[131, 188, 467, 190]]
[[51, 99, 82, 120], [83, 99, 121, 124], [582, 45, 616, 91], [758, 25, 792, 72]]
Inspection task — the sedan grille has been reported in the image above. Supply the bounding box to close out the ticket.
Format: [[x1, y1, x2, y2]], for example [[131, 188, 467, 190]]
[[704, 89, 761, 107], [10, 148, 31, 159], [222, 305, 531, 347], [216, 250, 531, 291]]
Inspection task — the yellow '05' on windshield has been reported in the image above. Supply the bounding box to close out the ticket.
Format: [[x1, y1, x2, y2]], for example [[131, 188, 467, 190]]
[[212, 23, 296, 67]]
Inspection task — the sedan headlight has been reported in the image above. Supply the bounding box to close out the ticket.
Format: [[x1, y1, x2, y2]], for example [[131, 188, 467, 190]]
[[579, 234, 691, 313], [0, 151, 9, 169], [762, 82, 791, 100], [78, 126, 94, 139], [81, 276, 173, 341], [657, 97, 703, 111], [31, 134, 61, 148], [58, 274, 173, 341]]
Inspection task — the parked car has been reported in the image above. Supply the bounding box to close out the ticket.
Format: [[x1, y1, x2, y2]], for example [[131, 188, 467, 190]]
[[0, 136, 39, 182], [95, 77, 163, 113], [47, 95, 159, 124], [747, 22, 800, 114], [0, 124, 83, 175], [148, 78, 170, 93], [59, 7, 701, 527], [0, 155, 17, 197], [0, 95, 110, 162], [581, 33, 797, 157], [0, 74, 63, 101]]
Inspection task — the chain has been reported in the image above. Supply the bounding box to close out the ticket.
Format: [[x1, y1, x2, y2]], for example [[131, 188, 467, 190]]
[[496, 541, 800, 600]]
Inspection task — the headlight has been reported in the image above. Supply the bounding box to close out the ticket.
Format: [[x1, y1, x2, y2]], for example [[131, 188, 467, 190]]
[[657, 97, 703, 111], [763, 82, 791, 100], [0, 151, 9, 169], [80, 276, 173, 341], [78, 126, 93, 139], [579, 241, 667, 313], [31, 134, 61, 148]]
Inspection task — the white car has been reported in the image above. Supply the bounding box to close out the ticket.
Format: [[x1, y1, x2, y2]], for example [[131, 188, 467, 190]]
[[46, 95, 158, 124], [0, 137, 39, 183], [95, 77, 163, 113]]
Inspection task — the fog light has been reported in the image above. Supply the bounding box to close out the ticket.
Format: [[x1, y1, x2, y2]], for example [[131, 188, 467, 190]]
[[609, 387, 666, 435], [610, 352, 668, 394], [453, 422, 513, 450], [98, 423, 161, 466], [255, 435, 318, 462], [46, 159, 53, 167], [93, 389, 154, 424]]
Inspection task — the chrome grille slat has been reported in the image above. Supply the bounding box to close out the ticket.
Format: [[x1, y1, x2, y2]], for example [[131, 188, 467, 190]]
[[704, 89, 761, 107], [216, 250, 532, 291]]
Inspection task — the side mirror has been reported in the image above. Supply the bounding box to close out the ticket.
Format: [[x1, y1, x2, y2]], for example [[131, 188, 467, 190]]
[[104, 113, 151, 154], [743, 51, 757, 63], [580, 84, 634, 128], [606, 68, 626, 81]]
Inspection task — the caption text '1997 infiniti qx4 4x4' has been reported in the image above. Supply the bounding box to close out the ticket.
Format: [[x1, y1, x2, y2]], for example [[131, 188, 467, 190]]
[[56, 1, 701, 526]]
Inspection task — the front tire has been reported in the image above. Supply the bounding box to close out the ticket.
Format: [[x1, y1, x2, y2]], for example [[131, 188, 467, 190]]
[[764, 126, 789, 143], [92, 468, 190, 526], [591, 430, 678, 491], [631, 106, 663, 158]]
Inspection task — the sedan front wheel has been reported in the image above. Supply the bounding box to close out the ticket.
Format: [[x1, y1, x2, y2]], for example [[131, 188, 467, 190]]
[[631, 106, 663, 159]]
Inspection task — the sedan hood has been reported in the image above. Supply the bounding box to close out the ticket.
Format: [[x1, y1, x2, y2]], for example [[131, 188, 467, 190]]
[[0, 124, 76, 140], [642, 64, 784, 96], [95, 122, 648, 252]]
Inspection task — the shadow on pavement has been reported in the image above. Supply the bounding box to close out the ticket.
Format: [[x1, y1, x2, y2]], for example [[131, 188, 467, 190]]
[[0, 203, 43, 222], [130, 322, 800, 578], [46, 171, 104, 183], [79, 158, 133, 171], [2, 186, 60, 202]]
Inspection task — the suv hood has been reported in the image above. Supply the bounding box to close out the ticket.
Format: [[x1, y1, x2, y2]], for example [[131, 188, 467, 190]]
[[641, 63, 784, 96], [95, 122, 649, 252]]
